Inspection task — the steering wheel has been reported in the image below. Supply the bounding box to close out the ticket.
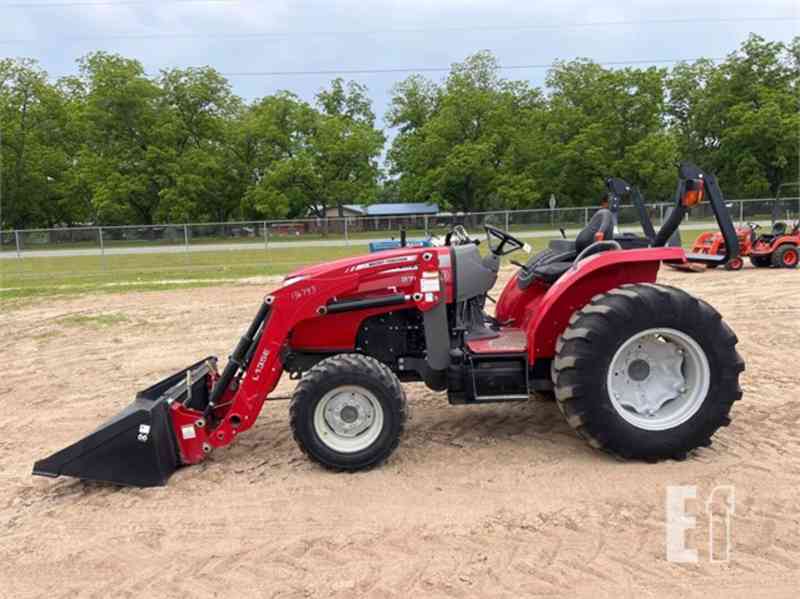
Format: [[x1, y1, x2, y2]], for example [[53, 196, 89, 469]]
[[444, 225, 473, 246], [484, 225, 527, 256], [746, 222, 760, 244]]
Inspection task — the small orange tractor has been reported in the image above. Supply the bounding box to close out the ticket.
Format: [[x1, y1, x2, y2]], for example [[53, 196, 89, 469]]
[[690, 224, 755, 270], [691, 220, 799, 270], [748, 220, 799, 269]]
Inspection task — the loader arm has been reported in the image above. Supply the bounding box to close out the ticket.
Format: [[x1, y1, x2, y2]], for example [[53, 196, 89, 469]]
[[171, 274, 361, 463]]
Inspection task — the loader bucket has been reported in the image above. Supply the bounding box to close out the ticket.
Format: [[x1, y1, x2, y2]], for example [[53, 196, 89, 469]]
[[33, 358, 217, 487]]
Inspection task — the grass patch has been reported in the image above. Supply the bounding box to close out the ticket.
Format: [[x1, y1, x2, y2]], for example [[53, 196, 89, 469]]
[[58, 312, 131, 327], [0, 245, 368, 301]]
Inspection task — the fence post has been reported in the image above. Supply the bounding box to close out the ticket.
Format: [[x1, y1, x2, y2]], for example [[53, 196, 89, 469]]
[[344, 217, 349, 246], [584, 207, 589, 225], [505, 210, 509, 231], [14, 230, 20, 258], [183, 224, 189, 252], [424, 215, 429, 236], [739, 201, 744, 225], [98, 226, 104, 255], [263, 221, 268, 250]]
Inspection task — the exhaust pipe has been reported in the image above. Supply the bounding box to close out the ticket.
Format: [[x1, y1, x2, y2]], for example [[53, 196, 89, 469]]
[[33, 358, 217, 487]]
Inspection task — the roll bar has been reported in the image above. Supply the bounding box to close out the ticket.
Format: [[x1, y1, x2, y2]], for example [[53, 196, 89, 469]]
[[606, 163, 739, 265], [658, 163, 740, 264], [605, 177, 656, 242]]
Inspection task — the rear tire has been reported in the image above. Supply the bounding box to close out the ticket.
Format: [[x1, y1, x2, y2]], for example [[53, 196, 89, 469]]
[[750, 255, 771, 268], [290, 354, 407, 470], [552, 284, 744, 461], [772, 244, 799, 269]]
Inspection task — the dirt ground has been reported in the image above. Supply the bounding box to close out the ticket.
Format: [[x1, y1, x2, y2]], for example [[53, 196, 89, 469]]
[[1, 265, 799, 598]]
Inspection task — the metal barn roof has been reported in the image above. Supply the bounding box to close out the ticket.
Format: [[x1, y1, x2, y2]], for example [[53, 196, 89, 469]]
[[341, 203, 439, 216]]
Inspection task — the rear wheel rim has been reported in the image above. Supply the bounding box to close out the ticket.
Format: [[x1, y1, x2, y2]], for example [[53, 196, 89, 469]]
[[784, 249, 798, 266], [313, 386, 384, 453], [607, 328, 710, 431]]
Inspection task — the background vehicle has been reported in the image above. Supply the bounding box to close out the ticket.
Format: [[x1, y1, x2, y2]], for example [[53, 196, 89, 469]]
[[690, 223, 758, 270], [34, 163, 744, 486], [748, 219, 799, 269], [690, 181, 800, 270]]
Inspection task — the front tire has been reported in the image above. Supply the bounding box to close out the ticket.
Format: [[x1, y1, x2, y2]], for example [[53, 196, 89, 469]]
[[552, 284, 744, 461], [290, 354, 407, 470], [724, 257, 743, 271]]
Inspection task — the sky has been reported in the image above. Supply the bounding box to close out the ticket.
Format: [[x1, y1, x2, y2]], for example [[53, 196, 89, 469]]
[[2, 0, 798, 127]]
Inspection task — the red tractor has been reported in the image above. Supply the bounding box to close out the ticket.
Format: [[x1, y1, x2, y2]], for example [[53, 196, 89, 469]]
[[34, 163, 744, 486]]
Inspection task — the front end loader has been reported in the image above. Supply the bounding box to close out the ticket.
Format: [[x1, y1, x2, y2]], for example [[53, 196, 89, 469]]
[[34, 163, 745, 486]]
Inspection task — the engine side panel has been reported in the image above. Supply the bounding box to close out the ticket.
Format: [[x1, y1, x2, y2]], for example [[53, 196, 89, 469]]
[[289, 246, 453, 351]]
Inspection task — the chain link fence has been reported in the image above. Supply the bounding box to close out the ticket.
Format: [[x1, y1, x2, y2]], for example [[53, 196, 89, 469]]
[[2, 197, 798, 258]]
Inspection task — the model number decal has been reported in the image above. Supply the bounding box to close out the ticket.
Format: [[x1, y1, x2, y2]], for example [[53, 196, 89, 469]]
[[251, 349, 271, 381], [290, 285, 318, 301]]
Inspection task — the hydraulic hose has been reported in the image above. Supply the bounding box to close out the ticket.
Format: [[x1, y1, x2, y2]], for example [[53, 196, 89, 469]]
[[206, 300, 271, 414]]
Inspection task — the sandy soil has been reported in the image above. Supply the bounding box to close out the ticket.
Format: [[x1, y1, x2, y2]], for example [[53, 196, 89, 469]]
[[1, 266, 799, 598]]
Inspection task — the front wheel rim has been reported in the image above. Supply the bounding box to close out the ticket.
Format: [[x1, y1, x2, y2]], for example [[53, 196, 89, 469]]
[[607, 328, 710, 431], [313, 385, 384, 453]]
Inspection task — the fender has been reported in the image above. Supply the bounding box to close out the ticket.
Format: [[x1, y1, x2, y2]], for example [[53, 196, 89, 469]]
[[753, 235, 799, 255], [525, 247, 685, 362]]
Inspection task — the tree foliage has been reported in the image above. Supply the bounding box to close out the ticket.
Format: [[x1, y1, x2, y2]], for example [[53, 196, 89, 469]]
[[1, 35, 797, 229]]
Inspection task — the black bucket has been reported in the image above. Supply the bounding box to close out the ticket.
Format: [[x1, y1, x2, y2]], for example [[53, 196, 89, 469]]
[[33, 357, 217, 487]]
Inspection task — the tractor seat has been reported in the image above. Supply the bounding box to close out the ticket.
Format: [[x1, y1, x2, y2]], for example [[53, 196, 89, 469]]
[[519, 209, 615, 287], [758, 222, 787, 245]]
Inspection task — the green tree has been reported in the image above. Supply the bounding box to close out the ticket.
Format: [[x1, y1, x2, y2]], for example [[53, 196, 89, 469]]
[[157, 66, 246, 222], [0, 59, 73, 229], [387, 52, 544, 212], [242, 80, 385, 219], [541, 61, 676, 204], [668, 35, 799, 197], [69, 52, 166, 225]]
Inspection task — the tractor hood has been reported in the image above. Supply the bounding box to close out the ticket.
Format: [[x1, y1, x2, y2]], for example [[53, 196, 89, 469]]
[[283, 247, 429, 282]]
